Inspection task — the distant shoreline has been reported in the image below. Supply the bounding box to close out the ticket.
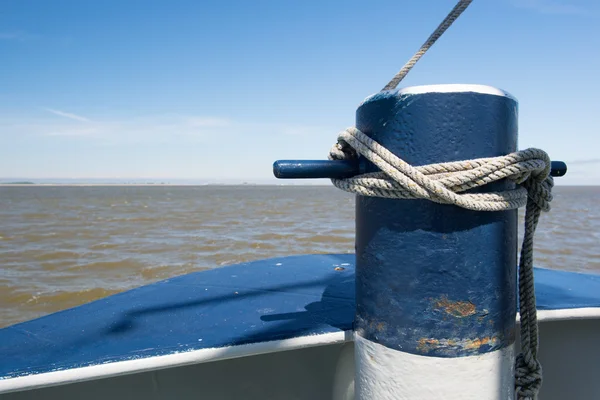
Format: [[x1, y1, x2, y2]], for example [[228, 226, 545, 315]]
[[0, 183, 598, 188], [1, 183, 204, 187], [0, 183, 332, 187]]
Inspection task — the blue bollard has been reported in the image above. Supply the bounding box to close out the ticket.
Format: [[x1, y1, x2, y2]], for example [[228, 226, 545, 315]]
[[269, 83, 561, 398], [352, 85, 518, 399]]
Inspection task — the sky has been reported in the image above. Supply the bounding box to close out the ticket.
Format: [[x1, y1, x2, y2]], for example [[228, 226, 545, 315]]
[[1, 0, 599, 185]]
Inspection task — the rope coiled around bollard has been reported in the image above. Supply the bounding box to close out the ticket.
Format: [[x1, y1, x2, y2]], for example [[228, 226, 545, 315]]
[[329, 127, 551, 399]]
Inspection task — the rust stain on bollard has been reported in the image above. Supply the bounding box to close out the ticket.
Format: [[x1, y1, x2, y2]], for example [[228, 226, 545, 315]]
[[416, 336, 501, 354], [433, 296, 477, 318]]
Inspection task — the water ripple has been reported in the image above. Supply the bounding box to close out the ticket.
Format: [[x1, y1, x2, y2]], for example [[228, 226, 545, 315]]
[[0, 185, 598, 327]]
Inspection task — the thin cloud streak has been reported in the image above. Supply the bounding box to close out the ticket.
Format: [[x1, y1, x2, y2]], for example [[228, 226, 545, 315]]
[[0, 113, 334, 145], [186, 117, 232, 128], [44, 108, 91, 122], [0, 31, 38, 41], [0, 33, 20, 40]]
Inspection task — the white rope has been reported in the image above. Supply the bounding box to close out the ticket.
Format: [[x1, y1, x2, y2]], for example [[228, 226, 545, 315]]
[[329, 127, 551, 399]]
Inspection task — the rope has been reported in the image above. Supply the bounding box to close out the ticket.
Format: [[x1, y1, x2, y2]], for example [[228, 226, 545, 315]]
[[330, 128, 551, 399], [382, 0, 473, 91]]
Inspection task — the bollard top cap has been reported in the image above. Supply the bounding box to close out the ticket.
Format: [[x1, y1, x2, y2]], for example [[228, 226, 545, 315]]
[[362, 84, 516, 106]]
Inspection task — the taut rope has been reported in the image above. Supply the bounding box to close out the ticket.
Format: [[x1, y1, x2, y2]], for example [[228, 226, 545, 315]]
[[382, 0, 473, 91]]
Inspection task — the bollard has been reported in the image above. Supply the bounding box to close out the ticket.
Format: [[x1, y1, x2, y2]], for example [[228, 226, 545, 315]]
[[353, 85, 517, 400]]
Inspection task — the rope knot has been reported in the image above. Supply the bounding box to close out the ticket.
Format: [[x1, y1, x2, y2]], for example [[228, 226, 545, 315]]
[[523, 176, 554, 212], [515, 353, 543, 399], [328, 135, 357, 161]]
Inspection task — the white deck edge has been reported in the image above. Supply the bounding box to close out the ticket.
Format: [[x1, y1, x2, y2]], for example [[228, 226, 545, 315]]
[[2, 308, 599, 394], [528, 307, 600, 322], [0, 330, 351, 394]]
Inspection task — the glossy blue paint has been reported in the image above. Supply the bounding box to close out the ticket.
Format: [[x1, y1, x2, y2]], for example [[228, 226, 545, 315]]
[[273, 159, 568, 179], [550, 161, 567, 177], [1, 254, 599, 380], [534, 267, 600, 310], [354, 90, 519, 357], [0, 254, 355, 380], [273, 160, 364, 179]]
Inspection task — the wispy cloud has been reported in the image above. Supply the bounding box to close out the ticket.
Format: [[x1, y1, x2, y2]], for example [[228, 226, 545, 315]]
[[0, 112, 334, 145], [0, 31, 38, 41], [0, 33, 19, 40], [44, 108, 91, 122], [511, 0, 589, 15], [0, 30, 74, 47], [186, 117, 231, 128]]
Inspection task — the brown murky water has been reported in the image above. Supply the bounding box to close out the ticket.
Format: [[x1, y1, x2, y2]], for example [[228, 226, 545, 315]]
[[1, 185, 599, 328]]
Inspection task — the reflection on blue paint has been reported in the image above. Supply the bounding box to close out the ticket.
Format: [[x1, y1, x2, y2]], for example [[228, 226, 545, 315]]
[[1, 254, 599, 379]]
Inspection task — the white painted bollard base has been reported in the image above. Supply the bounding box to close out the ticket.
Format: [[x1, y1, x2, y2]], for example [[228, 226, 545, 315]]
[[355, 335, 515, 400]]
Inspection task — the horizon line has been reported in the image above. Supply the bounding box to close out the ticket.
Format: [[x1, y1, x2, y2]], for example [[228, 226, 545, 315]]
[[0, 181, 597, 188]]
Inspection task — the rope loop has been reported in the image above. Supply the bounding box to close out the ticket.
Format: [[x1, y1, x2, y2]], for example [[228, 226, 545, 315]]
[[329, 128, 552, 213]]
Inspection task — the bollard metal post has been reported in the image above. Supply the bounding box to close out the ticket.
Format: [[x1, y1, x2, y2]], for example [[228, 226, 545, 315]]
[[353, 85, 518, 400]]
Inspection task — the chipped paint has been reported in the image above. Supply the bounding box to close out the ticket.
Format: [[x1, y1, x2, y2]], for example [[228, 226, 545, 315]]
[[365, 320, 386, 333], [416, 338, 440, 352], [416, 336, 500, 354], [433, 296, 476, 318], [334, 267, 345, 271], [464, 337, 494, 350]]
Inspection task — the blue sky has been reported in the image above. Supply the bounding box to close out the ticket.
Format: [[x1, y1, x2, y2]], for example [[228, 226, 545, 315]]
[[1, 0, 599, 184]]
